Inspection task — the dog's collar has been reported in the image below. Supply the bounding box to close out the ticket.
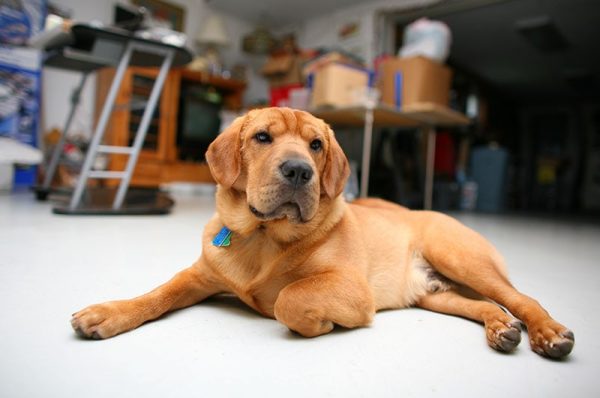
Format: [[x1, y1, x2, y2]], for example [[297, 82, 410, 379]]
[[212, 226, 232, 247]]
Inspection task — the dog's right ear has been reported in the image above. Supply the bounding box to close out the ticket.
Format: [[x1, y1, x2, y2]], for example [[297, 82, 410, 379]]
[[206, 115, 246, 188], [322, 126, 350, 199]]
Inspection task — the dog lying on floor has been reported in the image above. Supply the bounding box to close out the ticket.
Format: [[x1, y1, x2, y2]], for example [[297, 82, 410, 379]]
[[71, 107, 574, 358]]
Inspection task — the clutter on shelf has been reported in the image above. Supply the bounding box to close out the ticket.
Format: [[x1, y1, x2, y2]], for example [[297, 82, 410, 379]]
[[1, 0, 45, 187], [40, 128, 106, 189], [261, 35, 307, 107], [373, 18, 454, 111], [0, 45, 43, 188], [260, 17, 455, 113]]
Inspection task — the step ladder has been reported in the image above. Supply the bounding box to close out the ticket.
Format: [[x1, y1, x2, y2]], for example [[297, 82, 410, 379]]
[[68, 41, 175, 211]]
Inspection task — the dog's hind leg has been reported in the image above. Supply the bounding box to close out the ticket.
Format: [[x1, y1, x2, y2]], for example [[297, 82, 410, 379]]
[[417, 290, 522, 352], [414, 211, 574, 358]]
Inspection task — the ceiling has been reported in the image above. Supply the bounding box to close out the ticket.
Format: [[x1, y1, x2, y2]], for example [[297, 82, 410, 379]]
[[428, 0, 600, 100], [209, 0, 368, 28]]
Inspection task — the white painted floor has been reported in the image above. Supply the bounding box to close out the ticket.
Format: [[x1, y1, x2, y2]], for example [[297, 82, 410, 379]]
[[1, 191, 599, 398]]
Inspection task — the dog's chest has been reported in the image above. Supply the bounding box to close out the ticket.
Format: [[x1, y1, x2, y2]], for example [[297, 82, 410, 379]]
[[206, 236, 302, 317], [242, 281, 285, 317], [226, 257, 298, 317]]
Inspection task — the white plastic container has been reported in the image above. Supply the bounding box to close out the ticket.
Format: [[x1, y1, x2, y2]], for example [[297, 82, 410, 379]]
[[399, 18, 452, 63]]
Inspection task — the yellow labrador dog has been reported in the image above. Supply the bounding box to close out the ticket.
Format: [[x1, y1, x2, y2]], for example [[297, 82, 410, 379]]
[[71, 107, 574, 358]]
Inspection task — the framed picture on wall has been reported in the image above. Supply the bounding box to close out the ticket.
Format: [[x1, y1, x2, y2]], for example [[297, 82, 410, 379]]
[[132, 0, 185, 32]]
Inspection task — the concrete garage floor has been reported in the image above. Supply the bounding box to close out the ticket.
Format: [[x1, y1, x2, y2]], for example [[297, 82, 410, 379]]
[[1, 191, 599, 398]]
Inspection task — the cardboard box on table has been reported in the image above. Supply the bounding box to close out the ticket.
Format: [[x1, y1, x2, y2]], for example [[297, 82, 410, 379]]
[[378, 56, 452, 109], [311, 63, 369, 108]]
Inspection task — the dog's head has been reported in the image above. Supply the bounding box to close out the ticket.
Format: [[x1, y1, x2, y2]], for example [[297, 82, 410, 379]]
[[206, 107, 349, 224]]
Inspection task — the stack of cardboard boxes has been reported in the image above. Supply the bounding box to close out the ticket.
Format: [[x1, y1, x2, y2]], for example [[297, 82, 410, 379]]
[[262, 34, 453, 111], [305, 54, 452, 110]]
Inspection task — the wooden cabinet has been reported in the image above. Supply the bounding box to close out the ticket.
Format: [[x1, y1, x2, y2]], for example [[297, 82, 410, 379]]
[[96, 67, 246, 187]]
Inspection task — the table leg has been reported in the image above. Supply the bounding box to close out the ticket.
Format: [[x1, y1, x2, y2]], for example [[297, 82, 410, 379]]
[[424, 125, 436, 210], [360, 107, 374, 198]]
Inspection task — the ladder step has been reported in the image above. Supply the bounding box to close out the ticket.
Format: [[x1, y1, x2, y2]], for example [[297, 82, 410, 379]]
[[115, 100, 147, 111], [130, 100, 148, 110], [97, 145, 134, 154], [88, 170, 126, 179]]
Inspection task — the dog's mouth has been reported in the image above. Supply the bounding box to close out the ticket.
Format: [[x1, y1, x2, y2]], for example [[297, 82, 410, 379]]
[[249, 202, 306, 223]]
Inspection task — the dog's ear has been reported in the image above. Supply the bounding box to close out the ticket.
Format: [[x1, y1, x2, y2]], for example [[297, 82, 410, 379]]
[[206, 115, 245, 188], [322, 127, 350, 198]]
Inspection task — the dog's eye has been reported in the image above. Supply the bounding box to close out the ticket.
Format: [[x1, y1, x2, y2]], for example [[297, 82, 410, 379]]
[[310, 139, 322, 151], [254, 131, 272, 144]]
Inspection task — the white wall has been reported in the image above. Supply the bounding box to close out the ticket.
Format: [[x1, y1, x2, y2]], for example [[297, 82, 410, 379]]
[[215, 10, 269, 106], [277, 0, 443, 64], [42, 0, 267, 138]]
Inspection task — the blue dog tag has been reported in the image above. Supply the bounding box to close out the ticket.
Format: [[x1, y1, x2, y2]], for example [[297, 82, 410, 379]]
[[212, 226, 232, 247]]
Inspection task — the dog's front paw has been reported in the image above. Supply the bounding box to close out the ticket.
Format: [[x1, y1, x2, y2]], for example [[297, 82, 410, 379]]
[[486, 319, 522, 353], [529, 320, 574, 359], [71, 301, 138, 340]]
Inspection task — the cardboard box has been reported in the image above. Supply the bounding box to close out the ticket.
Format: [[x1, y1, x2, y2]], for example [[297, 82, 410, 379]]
[[262, 54, 304, 88], [378, 56, 452, 109], [311, 63, 369, 108]]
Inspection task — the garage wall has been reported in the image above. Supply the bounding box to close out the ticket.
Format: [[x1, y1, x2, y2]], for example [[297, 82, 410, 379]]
[[276, 0, 442, 64]]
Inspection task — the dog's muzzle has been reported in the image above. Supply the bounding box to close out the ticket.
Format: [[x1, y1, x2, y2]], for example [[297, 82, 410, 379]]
[[249, 159, 317, 223]]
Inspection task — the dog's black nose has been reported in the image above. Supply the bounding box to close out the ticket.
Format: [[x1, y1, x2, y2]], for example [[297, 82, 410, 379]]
[[280, 160, 313, 187]]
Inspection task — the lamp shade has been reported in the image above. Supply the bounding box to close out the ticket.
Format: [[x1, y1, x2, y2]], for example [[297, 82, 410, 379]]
[[196, 14, 230, 46]]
